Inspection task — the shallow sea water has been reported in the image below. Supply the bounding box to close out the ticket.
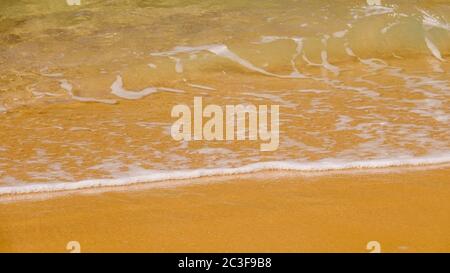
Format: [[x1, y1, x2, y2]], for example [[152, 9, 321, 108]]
[[0, 0, 449, 193]]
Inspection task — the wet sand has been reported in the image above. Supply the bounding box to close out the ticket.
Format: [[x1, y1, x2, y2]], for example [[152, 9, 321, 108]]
[[1, 0, 449, 254], [1, 166, 449, 253]]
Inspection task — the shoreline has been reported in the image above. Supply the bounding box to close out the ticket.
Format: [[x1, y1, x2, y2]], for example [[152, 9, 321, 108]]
[[1, 166, 449, 252], [1, 155, 449, 198]]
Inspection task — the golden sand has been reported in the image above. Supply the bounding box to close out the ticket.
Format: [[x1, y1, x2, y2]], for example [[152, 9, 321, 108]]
[[1, 1, 449, 253], [1, 166, 449, 253]]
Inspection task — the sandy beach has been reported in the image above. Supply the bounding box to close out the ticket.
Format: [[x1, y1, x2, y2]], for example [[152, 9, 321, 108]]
[[1, 0, 449, 253], [1, 165, 449, 253]]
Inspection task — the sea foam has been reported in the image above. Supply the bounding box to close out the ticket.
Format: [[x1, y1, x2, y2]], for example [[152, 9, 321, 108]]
[[0, 154, 449, 195]]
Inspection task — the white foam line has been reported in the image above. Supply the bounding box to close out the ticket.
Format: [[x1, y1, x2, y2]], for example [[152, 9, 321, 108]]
[[381, 21, 399, 34], [111, 75, 184, 99], [320, 36, 340, 74], [170, 57, 183, 73], [60, 79, 117, 104], [60, 79, 73, 93], [110, 75, 157, 100], [333, 30, 348, 38], [424, 36, 444, 61], [187, 83, 216, 91], [418, 8, 450, 31], [1, 154, 449, 195], [71, 95, 117, 104], [40, 67, 64, 78], [156, 87, 185, 93], [344, 43, 357, 57], [151, 44, 305, 79], [359, 58, 388, 70], [290, 38, 305, 77], [256, 36, 306, 78]]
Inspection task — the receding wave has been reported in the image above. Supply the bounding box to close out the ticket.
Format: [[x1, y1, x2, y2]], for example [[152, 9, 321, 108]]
[[1, 153, 449, 196]]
